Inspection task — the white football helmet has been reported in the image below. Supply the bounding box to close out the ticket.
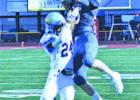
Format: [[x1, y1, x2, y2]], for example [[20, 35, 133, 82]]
[[45, 12, 66, 26], [45, 12, 66, 34]]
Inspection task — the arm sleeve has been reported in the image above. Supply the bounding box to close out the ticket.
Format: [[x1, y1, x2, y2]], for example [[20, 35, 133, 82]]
[[75, 0, 99, 7], [89, 0, 99, 7], [76, 0, 89, 6], [40, 34, 55, 46], [40, 34, 62, 48], [51, 36, 62, 47], [74, 0, 99, 11]]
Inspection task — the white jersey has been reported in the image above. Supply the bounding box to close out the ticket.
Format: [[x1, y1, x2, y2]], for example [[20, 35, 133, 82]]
[[40, 23, 73, 72]]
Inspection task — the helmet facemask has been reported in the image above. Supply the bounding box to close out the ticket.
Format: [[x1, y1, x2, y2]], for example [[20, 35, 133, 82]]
[[48, 23, 64, 35]]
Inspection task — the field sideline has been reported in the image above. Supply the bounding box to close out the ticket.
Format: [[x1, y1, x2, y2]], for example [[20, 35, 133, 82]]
[[0, 47, 140, 100]]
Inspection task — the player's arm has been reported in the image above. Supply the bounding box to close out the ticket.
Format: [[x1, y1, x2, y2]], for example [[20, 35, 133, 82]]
[[75, 0, 89, 6], [52, 35, 62, 47], [75, 0, 99, 10], [40, 33, 62, 48], [66, 6, 81, 31], [89, 0, 99, 8]]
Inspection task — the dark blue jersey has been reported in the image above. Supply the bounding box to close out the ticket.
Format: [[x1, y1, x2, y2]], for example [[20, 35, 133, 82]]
[[73, 0, 99, 36]]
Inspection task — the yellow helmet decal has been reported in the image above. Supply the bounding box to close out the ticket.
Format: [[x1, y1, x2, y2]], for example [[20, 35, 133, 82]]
[[45, 18, 51, 24]]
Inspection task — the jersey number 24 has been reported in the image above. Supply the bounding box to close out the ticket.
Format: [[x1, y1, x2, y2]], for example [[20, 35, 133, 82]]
[[61, 41, 73, 57]]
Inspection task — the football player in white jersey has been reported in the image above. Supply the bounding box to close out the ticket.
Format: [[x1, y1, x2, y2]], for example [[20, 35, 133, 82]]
[[40, 12, 74, 100]]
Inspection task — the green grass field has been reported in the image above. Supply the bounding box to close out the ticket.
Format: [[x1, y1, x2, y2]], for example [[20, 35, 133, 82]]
[[0, 47, 140, 100]]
